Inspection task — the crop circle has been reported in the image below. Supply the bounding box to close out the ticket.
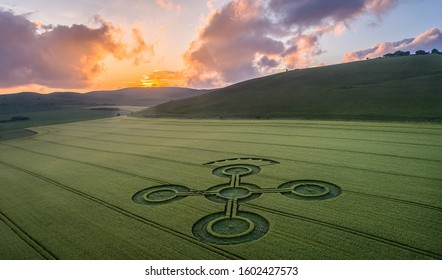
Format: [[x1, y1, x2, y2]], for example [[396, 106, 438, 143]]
[[222, 166, 252, 176], [293, 183, 330, 197], [207, 216, 255, 238], [142, 189, 177, 202], [133, 158, 344, 245], [204, 183, 261, 203], [219, 187, 251, 199], [192, 211, 269, 245], [278, 180, 341, 200], [132, 185, 190, 205], [213, 164, 260, 178]]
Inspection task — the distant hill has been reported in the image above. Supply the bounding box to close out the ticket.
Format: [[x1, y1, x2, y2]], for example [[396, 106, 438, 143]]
[[0, 87, 208, 114], [85, 87, 209, 106], [138, 55, 442, 121]]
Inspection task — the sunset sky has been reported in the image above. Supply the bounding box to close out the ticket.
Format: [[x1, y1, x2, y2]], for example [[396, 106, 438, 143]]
[[0, 0, 441, 94]]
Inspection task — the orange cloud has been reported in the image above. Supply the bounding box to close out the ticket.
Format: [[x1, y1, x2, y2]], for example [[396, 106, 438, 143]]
[[130, 28, 154, 65], [155, 0, 181, 14], [0, 11, 152, 89], [283, 34, 324, 69]]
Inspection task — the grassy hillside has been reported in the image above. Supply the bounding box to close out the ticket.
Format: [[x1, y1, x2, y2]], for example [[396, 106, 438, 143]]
[[85, 87, 209, 106], [1, 117, 441, 259], [138, 55, 442, 121], [0, 87, 207, 114]]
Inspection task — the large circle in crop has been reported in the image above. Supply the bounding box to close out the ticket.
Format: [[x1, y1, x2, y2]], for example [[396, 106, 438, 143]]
[[193, 212, 269, 245], [204, 183, 262, 203], [132, 185, 190, 205], [212, 164, 261, 178], [278, 180, 341, 200]]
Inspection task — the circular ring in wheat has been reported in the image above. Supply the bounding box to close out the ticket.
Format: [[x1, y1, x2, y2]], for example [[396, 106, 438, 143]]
[[192, 211, 269, 245], [132, 185, 190, 205], [278, 180, 341, 200]]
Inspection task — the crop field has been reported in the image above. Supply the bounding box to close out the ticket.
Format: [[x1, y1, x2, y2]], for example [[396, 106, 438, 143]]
[[0, 117, 441, 259], [0, 108, 123, 132]]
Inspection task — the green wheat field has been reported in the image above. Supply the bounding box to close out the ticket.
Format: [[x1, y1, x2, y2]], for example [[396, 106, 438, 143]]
[[1, 116, 441, 259]]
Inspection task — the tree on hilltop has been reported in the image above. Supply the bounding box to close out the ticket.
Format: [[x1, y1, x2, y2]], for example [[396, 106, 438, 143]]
[[416, 50, 429, 55], [394, 50, 410, 56]]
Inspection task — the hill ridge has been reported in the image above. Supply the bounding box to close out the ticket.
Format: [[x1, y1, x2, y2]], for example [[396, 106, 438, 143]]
[[138, 55, 442, 121], [0, 87, 209, 114]]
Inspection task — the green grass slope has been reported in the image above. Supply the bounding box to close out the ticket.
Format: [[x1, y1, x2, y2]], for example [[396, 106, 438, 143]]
[[84, 87, 209, 106], [139, 55, 442, 121]]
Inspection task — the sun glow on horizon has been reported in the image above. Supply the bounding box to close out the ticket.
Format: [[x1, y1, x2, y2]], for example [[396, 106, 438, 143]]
[[139, 75, 157, 87], [128, 71, 187, 88], [1, 1, 441, 94]]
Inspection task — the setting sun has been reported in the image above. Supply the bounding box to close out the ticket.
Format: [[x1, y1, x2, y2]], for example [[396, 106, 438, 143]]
[[131, 71, 187, 88], [138, 75, 157, 87]]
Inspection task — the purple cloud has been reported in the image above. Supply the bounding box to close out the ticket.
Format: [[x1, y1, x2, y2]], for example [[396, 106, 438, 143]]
[[184, 0, 400, 87], [344, 28, 442, 61], [258, 56, 279, 68], [268, 0, 398, 28], [183, 0, 285, 87]]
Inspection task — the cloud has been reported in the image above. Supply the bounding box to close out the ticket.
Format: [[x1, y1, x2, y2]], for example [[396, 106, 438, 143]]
[[182, 0, 399, 87], [268, 0, 398, 28], [0, 10, 152, 89], [257, 55, 279, 69], [155, 0, 181, 14], [131, 28, 154, 65], [343, 27, 442, 61], [283, 34, 324, 68], [183, 0, 285, 87]]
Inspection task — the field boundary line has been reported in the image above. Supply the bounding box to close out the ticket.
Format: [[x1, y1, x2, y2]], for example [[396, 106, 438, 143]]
[[26, 137, 442, 183], [53, 127, 442, 164], [245, 203, 442, 259], [70, 119, 442, 135], [0, 211, 58, 260], [0, 161, 243, 260], [27, 138, 207, 170], [47, 130, 442, 163], [1, 142, 179, 185], [131, 121, 442, 135], [64, 124, 442, 148], [344, 190, 442, 212]]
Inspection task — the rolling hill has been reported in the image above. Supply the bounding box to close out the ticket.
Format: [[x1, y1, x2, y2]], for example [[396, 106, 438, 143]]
[[0, 87, 208, 114], [138, 55, 442, 121]]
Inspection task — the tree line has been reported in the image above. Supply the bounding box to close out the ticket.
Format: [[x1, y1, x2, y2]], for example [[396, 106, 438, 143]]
[[0, 116, 30, 123], [383, 48, 441, 58]]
